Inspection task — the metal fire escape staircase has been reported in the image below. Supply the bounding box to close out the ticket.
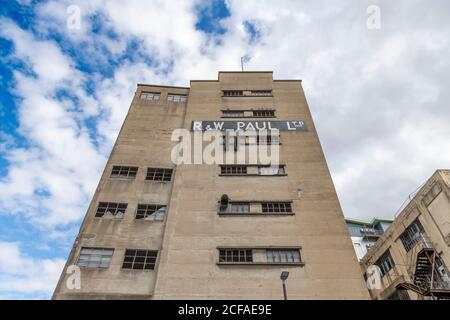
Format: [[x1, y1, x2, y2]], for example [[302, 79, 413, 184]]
[[396, 234, 450, 299]]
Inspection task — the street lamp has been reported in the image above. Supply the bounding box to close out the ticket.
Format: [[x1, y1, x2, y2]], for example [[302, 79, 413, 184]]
[[280, 271, 289, 300]]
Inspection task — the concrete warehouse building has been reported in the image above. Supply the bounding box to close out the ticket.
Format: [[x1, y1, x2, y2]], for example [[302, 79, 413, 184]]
[[361, 170, 450, 300], [53, 71, 369, 299]]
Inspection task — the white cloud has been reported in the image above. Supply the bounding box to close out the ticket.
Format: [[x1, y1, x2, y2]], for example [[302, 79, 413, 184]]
[[0, 242, 65, 297]]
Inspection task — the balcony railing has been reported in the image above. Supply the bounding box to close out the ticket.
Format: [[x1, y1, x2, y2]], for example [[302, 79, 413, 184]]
[[360, 228, 384, 238]]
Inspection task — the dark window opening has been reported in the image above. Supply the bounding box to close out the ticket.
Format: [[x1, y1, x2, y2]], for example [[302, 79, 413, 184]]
[[146, 168, 173, 182], [400, 219, 425, 252], [95, 202, 127, 218], [220, 165, 247, 175], [122, 249, 158, 270], [253, 110, 275, 117], [261, 202, 292, 213], [375, 251, 395, 276], [136, 204, 166, 220], [111, 166, 138, 178], [219, 249, 253, 263], [223, 90, 243, 97]]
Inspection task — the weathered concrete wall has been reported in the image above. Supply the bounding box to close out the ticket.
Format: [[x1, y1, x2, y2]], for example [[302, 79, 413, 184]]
[[54, 72, 369, 300], [153, 72, 369, 299], [53, 86, 188, 299]]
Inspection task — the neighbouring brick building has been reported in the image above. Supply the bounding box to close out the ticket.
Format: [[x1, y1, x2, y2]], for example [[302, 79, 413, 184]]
[[361, 170, 450, 300]]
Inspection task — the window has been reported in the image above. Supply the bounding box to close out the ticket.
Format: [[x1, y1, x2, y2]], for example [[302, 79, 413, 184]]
[[250, 90, 272, 96], [221, 165, 247, 175], [223, 90, 272, 97], [258, 166, 285, 175], [77, 247, 114, 268], [375, 251, 395, 276], [222, 110, 245, 118], [262, 202, 292, 213], [255, 134, 279, 145], [223, 90, 243, 97], [110, 166, 138, 179], [253, 110, 275, 117], [220, 165, 285, 176], [400, 219, 424, 252], [146, 168, 173, 182], [266, 249, 301, 263], [95, 202, 127, 218], [140, 92, 160, 101], [136, 204, 166, 221], [122, 249, 158, 270], [229, 202, 250, 213], [219, 249, 253, 263], [243, 134, 279, 145], [167, 94, 187, 103]]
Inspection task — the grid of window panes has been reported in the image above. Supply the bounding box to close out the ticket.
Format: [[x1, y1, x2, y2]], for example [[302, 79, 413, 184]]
[[375, 251, 395, 276], [266, 249, 301, 263], [256, 134, 279, 144], [140, 92, 160, 101], [261, 202, 292, 213], [258, 166, 285, 175], [220, 165, 247, 175], [110, 165, 138, 178], [95, 202, 127, 218], [77, 248, 114, 268], [223, 90, 243, 97], [253, 110, 275, 117], [167, 94, 187, 103], [222, 110, 245, 117], [219, 249, 253, 263], [400, 220, 424, 252], [122, 249, 158, 270], [250, 90, 272, 96], [145, 168, 173, 182], [229, 203, 250, 213], [136, 204, 166, 220]]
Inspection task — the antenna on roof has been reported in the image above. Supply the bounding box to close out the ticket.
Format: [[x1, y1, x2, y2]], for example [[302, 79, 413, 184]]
[[241, 57, 244, 72]]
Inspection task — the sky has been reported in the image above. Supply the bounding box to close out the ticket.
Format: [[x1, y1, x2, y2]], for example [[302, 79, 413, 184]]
[[0, 0, 449, 299]]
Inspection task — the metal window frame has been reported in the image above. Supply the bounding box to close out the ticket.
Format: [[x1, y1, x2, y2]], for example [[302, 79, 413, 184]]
[[146, 167, 173, 182], [77, 247, 114, 269], [122, 249, 158, 270], [95, 202, 128, 218], [110, 165, 138, 178], [135, 204, 166, 220]]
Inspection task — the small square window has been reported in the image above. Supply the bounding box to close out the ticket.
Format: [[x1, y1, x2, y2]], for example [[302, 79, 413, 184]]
[[146, 168, 173, 182], [122, 249, 158, 270], [110, 166, 138, 179]]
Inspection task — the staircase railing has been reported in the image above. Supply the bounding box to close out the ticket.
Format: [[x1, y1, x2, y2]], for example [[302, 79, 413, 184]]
[[406, 233, 433, 278]]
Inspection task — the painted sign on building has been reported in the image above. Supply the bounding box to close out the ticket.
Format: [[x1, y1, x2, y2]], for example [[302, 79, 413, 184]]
[[191, 120, 307, 131]]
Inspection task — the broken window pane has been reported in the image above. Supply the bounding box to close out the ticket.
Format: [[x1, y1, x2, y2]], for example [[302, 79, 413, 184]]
[[95, 202, 128, 218]]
